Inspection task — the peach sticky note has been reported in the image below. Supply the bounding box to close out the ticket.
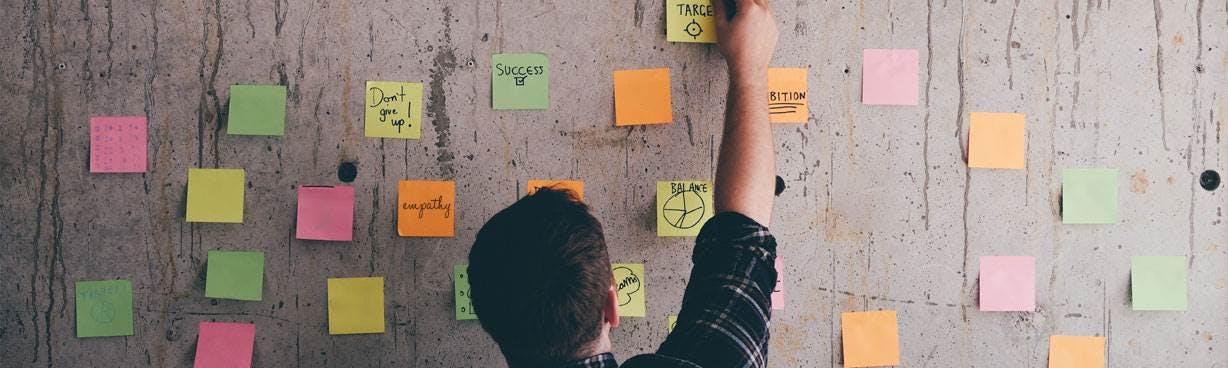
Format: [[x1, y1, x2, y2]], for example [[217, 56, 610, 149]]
[[89, 116, 147, 173], [327, 277, 385, 335], [768, 68, 809, 123], [186, 168, 245, 223], [296, 186, 355, 241], [527, 180, 584, 200], [397, 180, 455, 237], [193, 322, 255, 368], [771, 257, 784, 310], [1049, 335, 1105, 368], [969, 112, 1026, 169], [614, 69, 672, 126], [862, 49, 919, 106], [979, 256, 1035, 311], [841, 310, 901, 367]]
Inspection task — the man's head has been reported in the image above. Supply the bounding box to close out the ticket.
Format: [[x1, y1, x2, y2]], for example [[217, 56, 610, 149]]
[[468, 188, 618, 366]]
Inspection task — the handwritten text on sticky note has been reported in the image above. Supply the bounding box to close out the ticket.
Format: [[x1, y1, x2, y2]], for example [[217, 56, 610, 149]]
[[657, 181, 714, 237], [613, 264, 646, 317], [365, 81, 423, 139], [75, 279, 134, 338], [768, 68, 809, 123], [454, 265, 477, 320], [493, 53, 549, 110], [667, 0, 716, 43], [89, 116, 147, 173], [397, 180, 455, 237]]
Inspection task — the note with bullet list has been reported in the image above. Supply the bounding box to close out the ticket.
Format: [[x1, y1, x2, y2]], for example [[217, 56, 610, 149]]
[[454, 265, 477, 320], [89, 116, 147, 173]]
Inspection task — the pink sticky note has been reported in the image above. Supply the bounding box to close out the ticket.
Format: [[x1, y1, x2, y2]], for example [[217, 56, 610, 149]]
[[296, 186, 355, 241], [979, 256, 1035, 312], [89, 116, 147, 173], [772, 257, 784, 310], [862, 49, 919, 106], [193, 322, 255, 368]]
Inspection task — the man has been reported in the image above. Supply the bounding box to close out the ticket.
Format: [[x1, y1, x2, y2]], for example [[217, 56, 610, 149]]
[[468, 1, 780, 367]]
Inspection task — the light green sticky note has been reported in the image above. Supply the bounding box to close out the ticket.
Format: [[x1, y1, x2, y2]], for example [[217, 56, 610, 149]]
[[613, 264, 646, 317], [1131, 256, 1187, 311], [76, 280, 134, 338], [666, 0, 716, 43], [492, 53, 549, 110], [186, 168, 245, 223], [657, 181, 714, 237], [227, 85, 287, 136], [454, 265, 477, 320], [205, 250, 265, 301], [364, 81, 423, 139], [1062, 169, 1118, 224]]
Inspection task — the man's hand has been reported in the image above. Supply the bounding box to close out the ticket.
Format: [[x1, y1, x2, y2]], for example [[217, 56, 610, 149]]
[[714, 0, 779, 78]]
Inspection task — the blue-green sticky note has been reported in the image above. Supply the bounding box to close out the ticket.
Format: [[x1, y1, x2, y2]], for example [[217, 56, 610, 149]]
[[227, 85, 287, 136], [205, 250, 265, 301], [1131, 256, 1188, 311], [76, 280, 134, 338], [1062, 169, 1118, 224]]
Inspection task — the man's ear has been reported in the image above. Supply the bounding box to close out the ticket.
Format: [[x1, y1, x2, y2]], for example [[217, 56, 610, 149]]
[[604, 285, 620, 328]]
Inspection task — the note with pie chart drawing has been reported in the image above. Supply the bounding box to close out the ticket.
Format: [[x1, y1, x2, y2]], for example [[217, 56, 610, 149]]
[[656, 180, 714, 237]]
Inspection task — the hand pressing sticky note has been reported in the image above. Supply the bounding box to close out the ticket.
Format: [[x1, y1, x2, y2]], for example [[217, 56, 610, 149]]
[[862, 49, 919, 106], [1131, 256, 1187, 311], [397, 180, 455, 237], [75, 280, 133, 338], [205, 250, 264, 301], [657, 181, 714, 237], [614, 69, 672, 126], [193, 322, 256, 368], [492, 53, 549, 110], [969, 112, 1027, 169], [1062, 169, 1119, 224], [768, 68, 809, 123], [666, 0, 716, 43], [89, 116, 147, 173], [186, 168, 245, 223], [365, 81, 423, 139], [227, 85, 287, 136], [613, 264, 646, 317], [296, 186, 355, 241], [979, 256, 1035, 312], [1048, 335, 1105, 368], [841, 310, 900, 368], [327, 277, 385, 334], [772, 257, 784, 310], [527, 180, 584, 200], [454, 265, 477, 320]]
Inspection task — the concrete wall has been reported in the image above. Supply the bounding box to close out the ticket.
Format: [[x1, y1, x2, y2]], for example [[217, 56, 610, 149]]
[[1, 0, 1225, 366]]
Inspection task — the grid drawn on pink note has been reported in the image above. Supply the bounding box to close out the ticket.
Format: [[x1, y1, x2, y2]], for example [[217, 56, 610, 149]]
[[89, 116, 147, 173]]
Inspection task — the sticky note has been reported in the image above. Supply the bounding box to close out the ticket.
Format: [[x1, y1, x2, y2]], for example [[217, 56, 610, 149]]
[[397, 180, 455, 237], [327, 277, 385, 334], [527, 180, 584, 200], [186, 168, 245, 223], [193, 322, 255, 368], [1048, 335, 1105, 368], [979, 256, 1035, 312], [613, 264, 646, 317], [1062, 169, 1119, 224], [666, 0, 716, 43], [969, 112, 1026, 169], [296, 186, 355, 241], [841, 310, 900, 367], [227, 85, 287, 136], [205, 250, 264, 301], [492, 53, 549, 110], [89, 116, 147, 173], [768, 68, 809, 123], [667, 315, 678, 333], [1131, 256, 1187, 311], [364, 81, 423, 139], [862, 49, 918, 106], [454, 265, 477, 320], [772, 257, 784, 310], [656, 181, 714, 237], [75, 279, 133, 338], [614, 69, 672, 126]]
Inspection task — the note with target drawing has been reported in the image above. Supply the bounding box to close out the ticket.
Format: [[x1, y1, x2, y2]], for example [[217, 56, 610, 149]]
[[768, 68, 809, 123], [365, 81, 423, 139], [296, 186, 355, 241], [75, 279, 133, 338], [613, 264, 646, 317], [656, 181, 714, 237], [666, 0, 716, 43]]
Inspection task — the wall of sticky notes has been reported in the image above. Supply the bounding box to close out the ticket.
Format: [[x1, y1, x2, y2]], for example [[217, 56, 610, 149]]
[[2, 1, 1225, 367]]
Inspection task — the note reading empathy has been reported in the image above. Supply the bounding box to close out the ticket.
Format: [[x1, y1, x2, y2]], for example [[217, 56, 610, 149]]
[[75, 279, 133, 338], [227, 85, 287, 136], [205, 250, 265, 301], [492, 53, 549, 110], [841, 310, 900, 368], [365, 81, 423, 139], [1048, 335, 1105, 368], [89, 116, 147, 173], [767, 68, 809, 123], [969, 112, 1026, 169], [613, 264, 646, 317], [193, 322, 256, 368], [1061, 169, 1119, 224], [666, 0, 716, 43], [862, 49, 918, 106], [296, 186, 355, 241], [454, 265, 477, 320], [657, 181, 714, 237], [979, 256, 1035, 312], [527, 180, 585, 200], [186, 168, 245, 223], [772, 257, 784, 310], [327, 277, 386, 335], [397, 180, 455, 237], [1131, 256, 1187, 311], [614, 69, 673, 126]]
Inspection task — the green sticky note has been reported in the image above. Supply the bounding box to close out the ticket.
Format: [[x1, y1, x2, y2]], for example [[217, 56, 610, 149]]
[[656, 181, 714, 237], [666, 0, 716, 43], [1061, 169, 1118, 224], [205, 251, 265, 301], [76, 280, 134, 338], [454, 265, 477, 320], [227, 85, 287, 136], [186, 168, 245, 223], [492, 53, 549, 110], [1131, 256, 1187, 311]]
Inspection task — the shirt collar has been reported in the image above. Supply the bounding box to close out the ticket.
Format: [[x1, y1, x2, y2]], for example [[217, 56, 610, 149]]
[[553, 352, 617, 368]]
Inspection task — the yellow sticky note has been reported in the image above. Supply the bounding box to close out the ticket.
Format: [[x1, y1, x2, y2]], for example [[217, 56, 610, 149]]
[[656, 181, 714, 237], [1048, 335, 1105, 368], [397, 180, 455, 237], [666, 0, 716, 43], [364, 81, 423, 139], [667, 315, 678, 333], [614, 69, 672, 126], [841, 310, 901, 367], [968, 112, 1026, 169], [186, 168, 245, 223], [527, 180, 584, 200], [768, 68, 809, 123], [327, 277, 385, 335], [613, 264, 646, 317]]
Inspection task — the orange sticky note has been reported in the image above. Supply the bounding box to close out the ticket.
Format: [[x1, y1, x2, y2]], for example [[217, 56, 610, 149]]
[[1048, 335, 1105, 368], [768, 68, 809, 123], [613, 69, 672, 126], [397, 180, 455, 237], [527, 180, 584, 200], [841, 310, 900, 367], [968, 112, 1026, 169]]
